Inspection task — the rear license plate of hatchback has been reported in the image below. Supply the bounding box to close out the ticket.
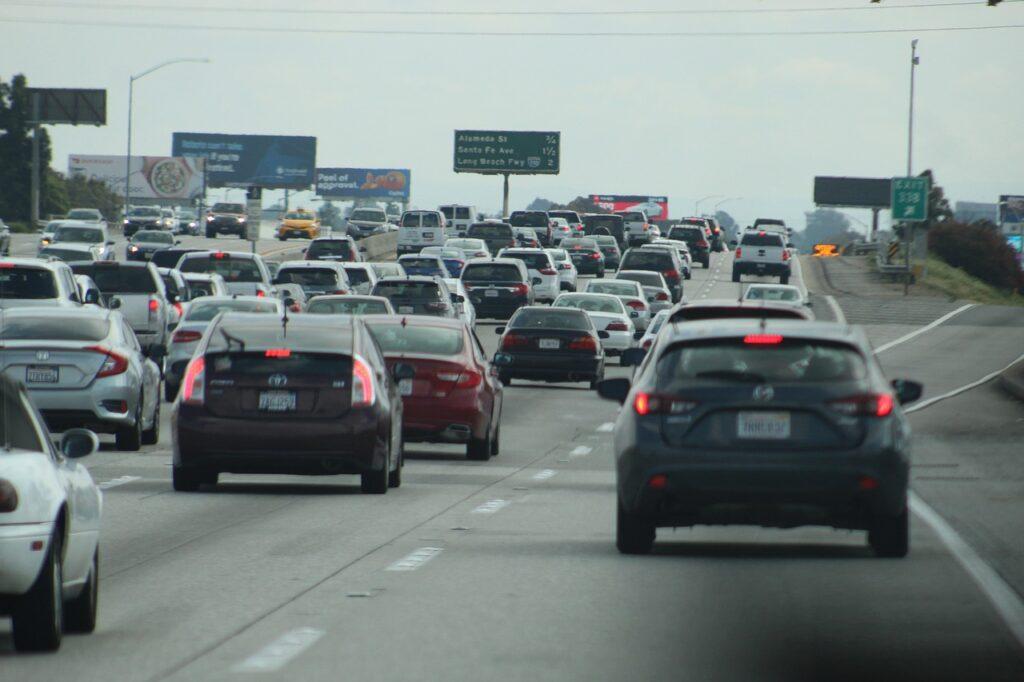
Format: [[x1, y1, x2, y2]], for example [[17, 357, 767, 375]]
[[737, 411, 790, 439], [485, 289, 499, 297], [26, 365, 59, 383], [398, 379, 413, 396], [539, 339, 560, 350], [259, 391, 297, 412], [398, 305, 415, 314]]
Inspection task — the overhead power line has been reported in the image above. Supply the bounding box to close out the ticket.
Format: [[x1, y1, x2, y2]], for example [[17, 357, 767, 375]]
[[0, 0, 1021, 16], [0, 15, 1022, 36]]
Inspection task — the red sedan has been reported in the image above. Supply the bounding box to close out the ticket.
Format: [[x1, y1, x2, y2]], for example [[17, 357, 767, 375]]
[[363, 316, 503, 461]]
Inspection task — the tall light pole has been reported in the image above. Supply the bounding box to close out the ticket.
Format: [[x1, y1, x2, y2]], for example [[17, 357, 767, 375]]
[[713, 196, 741, 212], [124, 58, 210, 218], [695, 194, 723, 215], [904, 39, 919, 295]]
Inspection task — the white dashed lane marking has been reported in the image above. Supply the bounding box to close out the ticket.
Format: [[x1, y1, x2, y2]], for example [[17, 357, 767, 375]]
[[596, 422, 615, 432], [471, 499, 510, 515], [386, 547, 443, 572], [98, 476, 141, 490], [532, 469, 557, 481], [570, 445, 592, 458], [232, 627, 325, 673]]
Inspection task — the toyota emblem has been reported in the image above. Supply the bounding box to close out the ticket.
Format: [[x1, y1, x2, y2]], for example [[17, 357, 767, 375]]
[[753, 385, 774, 402], [35, 350, 50, 361], [268, 374, 288, 388]]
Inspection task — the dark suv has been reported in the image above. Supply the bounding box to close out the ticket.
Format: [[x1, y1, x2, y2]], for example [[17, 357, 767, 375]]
[[619, 247, 685, 302], [666, 224, 711, 268], [305, 237, 360, 262], [582, 214, 627, 248], [509, 211, 553, 247], [459, 259, 534, 320], [467, 222, 517, 255], [205, 203, 248, 238]]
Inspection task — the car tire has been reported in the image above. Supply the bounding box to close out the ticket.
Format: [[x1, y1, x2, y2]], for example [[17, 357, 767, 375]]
[[702, 257, 710, 268], [172, 466, 202, 492], [467, 428, 492, 461], [731, 270, 741, 283], [490, 422, 500, 456], [388, 432, 403, 489], [499, 372, 512, 386], [64, 548, 98, 634], [780, 274, 790, 285], [142, 398, 160, 446], [205, 229, 215, 239], [597, 267, 605, 278], [202, 471, 219, 486], [164, 382, 178, 402], [116, 404, 143, 451], [616, 499, 655, 555], [361, 446, 389, 493], [278, 235, 286, 241], [11, 528, 63, 652], [685, 270, 692, 280], [869, 509, 909, 558]]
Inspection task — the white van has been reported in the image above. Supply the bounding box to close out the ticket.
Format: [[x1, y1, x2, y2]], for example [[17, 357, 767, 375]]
[[439, 205, 477, 237], [397, 210, 448, 255]]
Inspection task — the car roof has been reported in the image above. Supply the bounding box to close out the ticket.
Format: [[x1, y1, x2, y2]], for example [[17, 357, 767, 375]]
[[360, 313, 466, 329], [463, 257, 525, 267], [617, 269, 666, 281], [501, 248, 546, 254], [660, 318, 866, 347], [182, 250, 260, 260], [377, 275, 442, 283], [277, 260, 345, 269], [310, 236, 354, 243], [558, 291, 621, 301], [54, 220, 102, 229], [41, 242, 93, 251], [0, 305, 116, 321], [309, 294, 388, 303], [190, 295, 274, 305]]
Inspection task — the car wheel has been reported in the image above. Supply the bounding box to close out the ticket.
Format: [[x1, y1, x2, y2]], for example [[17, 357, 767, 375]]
[[490, 421, 500, 456], [467, 428, 492, 461], [172, 466, 202, 492], [703, 257, 710, 268], [597, 267, 605, 278], [115, 403, 143, 451], [202, 471, 219, 486], [11, 528, 63, 652], [64, 547, 98, 634], [685, 270, 692, 280], [164, 381, 178, 402], [731, 270, 740, 283], [361, 443, 389, 494], [616, 499, 655, 555], [278, 235, 287, 241], [869, 509, 909, 558], [388, 431, 403, 489], [499, 372, 512, 386], [205, 229, 215, 239], [780, 274, 790, 285], [142, 397, 160, 446]]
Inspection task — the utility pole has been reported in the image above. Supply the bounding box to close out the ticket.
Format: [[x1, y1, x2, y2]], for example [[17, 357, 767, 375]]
[[904, 39, 919, 296], [29, 92, 42, 226], [502, 173, 510, 218]]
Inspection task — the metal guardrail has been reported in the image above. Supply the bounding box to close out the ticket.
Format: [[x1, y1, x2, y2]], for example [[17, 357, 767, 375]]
[[875, 248, 913, 282], [849, 241, 879, 256]]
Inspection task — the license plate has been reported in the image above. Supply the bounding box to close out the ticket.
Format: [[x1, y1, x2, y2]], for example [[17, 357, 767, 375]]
[[539, 339, 560, 350], [484, 289, 499, 297], [398, 378, 413, 396], [259, 391, 296, 412], [26, 365, 58, 383], [398, 305, 415, 314], [737, 411, 790, 439]]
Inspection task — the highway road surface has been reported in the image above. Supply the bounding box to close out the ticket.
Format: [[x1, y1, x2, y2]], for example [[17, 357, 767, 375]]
[[3, 230, 1024, 681]]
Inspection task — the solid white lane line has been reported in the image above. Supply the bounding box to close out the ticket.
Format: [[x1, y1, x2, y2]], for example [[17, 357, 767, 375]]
[[873, 303, 975, 353], [903, 352, 1024, 414], [910, 493, 1024, 649], [232, 627, 325, 673], [98, 475, 141, 490], [824, 294, 846, 325], [471, 499, 510, 514], [532, 469, 557, 481], [596, 422, 615, 432], [386, 547, 443, 572], [570, 445, 592, 458]]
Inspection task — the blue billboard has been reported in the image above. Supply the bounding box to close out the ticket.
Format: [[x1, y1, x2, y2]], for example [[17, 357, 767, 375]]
[[172, 133, 316, 189], [315, 168, 411, 200]]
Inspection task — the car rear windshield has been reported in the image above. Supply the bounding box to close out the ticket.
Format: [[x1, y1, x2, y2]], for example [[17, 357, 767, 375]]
[[671, 307, 807, 322], [71, 264, 157, 293], [308, 299, 390, 315], [583, 215, 623, 228], [212, 203, 244, 213], [621, 251, 671, 269], [656, 339, 867, 389], [401, 212, 440, 227], [342, 267, 370, 286], [616, 212, 645, 221], [746, 287, 801, 302], [54, 226, 103, 243], [468, 224, 512, 238], [510, 308, 591, 331], [374, 281, 441, 299], [549, 211, 580, 222], [461, 264, 523, 282], [308, 241, 353, 258], [587, 281, 637, 296], [206, 351, 351, 377], [186, 280, 217, 296], [741, 233, 785, 247], [135, 231, 174, 244], [557, 295, 624, 314], [351, 209, 385, 222], [502, 252, 550, 270], [179, 256, 263, 282], [548, 250, 567, 262], [399, 257, 443, 269], [678, 219, 707, 228], [276, 268, 339, 287], [509, 212, 548, 228], [67, 209, 100, 220], [129, 207, 161, 217], [668, 227, 703, 241], [285, 212, 314, 220], [0, 315, 109, 341], [186, 300, 279, 321], [365, 323, 464, 355], [617, 272, 665, 287], [455, 207, 471, 219], [561, 239, 597, 250], [39, 248, 93, 262]]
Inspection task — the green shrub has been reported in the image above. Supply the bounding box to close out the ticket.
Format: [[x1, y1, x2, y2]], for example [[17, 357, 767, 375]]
[[928, 222, 1022, 291]]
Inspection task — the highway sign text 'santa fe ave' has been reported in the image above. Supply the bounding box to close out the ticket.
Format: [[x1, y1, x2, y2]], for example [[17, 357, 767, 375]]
[[453, 130, 560, 175], [891, 176, 930, 223]]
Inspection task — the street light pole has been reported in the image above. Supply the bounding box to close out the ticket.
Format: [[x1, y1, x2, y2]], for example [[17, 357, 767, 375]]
[[904, 39, 919, 295], [124, 58, 210, 220], [695, 195, 722, 215]]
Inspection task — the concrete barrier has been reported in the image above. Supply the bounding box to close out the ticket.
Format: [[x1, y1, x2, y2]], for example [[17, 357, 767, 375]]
[[359, 232, 397, 261]]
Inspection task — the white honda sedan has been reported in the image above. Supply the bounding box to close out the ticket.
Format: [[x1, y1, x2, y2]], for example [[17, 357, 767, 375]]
[[0, 374, 101, 652]]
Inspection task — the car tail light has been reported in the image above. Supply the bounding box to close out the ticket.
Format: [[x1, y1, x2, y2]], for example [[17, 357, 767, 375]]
[[172, 329, 202, 344], [289, 303, 302, 313], [0, 263, 14, 269], [148, 297, 159, 314], [182, 356, 206, 405], [663, 269, 679, 281], [255, 289, 266, 297], [265, 348, 291, 358], [590, 252, 601, 260], [539, 267, 557, 275], [828, 393, 894, 417], [87, 346, 129, 378], [501, 333, 529, 350], [642, 338, 653, 350], [213, 251, 226, 259], [568, 335, 598, 351], [744, 334, 783, 345], [625, 300, 645, 310], [656, 292, 670, 301], [352, 354, 376, 407], [648, 474, 668, 490], [437, 370, 482, 389], [782, 249, 790, 261], [605, 322, 629, 332], [0, 479, 18, 512], [173, 302, 183, 317], [512, 283, 529, 297], [735, 247, 742, 257], [633, 392, 698, 416], [332, 289, 348, 295], [697, 240, 709, 248]]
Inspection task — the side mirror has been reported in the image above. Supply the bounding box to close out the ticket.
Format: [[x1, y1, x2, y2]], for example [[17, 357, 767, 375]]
[[84, 289, 100, 305], [450, 293, 465, 303], [491, 353, 512, 367], [629, 311, 639, 318], [633, 330, 645, 341], [109, 298, 122, 310], [392, 363, 416, 381], [175, 240, 182, 245], [597, 330, 610, 339], [729, 239, 738, 247], [621, 348, 648, 366], [596, 378, 631, 403], [283, 297, 296, 308], [60, 428, 99, 459], [891, 379, 923, 405], [494, 326, 506, 335], [106, 240, 115, 246], [531, 277, 542, 285]]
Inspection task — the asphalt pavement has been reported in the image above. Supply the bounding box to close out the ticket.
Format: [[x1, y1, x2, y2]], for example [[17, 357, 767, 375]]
[[3, 234, 1023, 680]]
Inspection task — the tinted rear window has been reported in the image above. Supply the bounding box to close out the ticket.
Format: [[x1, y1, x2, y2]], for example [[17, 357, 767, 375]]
[[455, 207, 471, 219], [212, 203, 244, 213], [0, 316, 108, 341], [556, 295, 624, 314], [71, 265, 157, 293], [668, 227, 703, 241], [671, 307, 807, 322], [308, 241, 353, 258], [587, 281, 638, 296], [179, 256, 263, 283], [374, 281, 441, 299], [276, 268, 340, 287], [509, 212, 548, 228], [186, 300, 279, 321], [621, 251, 671, 269], [151, 250, 196, 268], [461, 264, 523, 282], [617, 272, 664, 287], [402, 213, 440, 227], [502, 252, 550, 270], [510, 308, 591, 331], [746, 287, 801, 302], [617, 212, 645, 221], [583, 215, 623, 230], [54, 226, 103, 243], [741, 232, 785, 247], [468, 224, 513, 239], [207, 351, 351, 377], [307, 299, 390, 315], [365, 323, 464, 355], [399, 258, 443, 270]]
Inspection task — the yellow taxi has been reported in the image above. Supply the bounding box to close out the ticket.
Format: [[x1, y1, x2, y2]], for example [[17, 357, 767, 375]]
[[277, 209, 320, 240]]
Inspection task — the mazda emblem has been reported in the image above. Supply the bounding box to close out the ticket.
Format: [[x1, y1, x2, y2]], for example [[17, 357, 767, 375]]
[[753, 385, 774, 402], [268, 374, 288, 388]]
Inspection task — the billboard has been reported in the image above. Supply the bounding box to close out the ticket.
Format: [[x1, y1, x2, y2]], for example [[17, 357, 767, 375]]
[[172, 133, 316, 189], [814, 177, 892, 209], [68, 154, 204, 201], [590, 195, 669, 221], [954, 201, 999, 224], [999, 195, 1024, 234], [453, 130, 560, 174], [316, 168, 410, 200]]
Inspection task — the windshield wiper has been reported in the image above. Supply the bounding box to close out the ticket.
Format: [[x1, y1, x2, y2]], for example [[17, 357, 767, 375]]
[[694, 370, 767, 383]]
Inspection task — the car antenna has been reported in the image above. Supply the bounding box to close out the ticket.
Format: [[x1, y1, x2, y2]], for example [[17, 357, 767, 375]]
[[220, 327, 246, 352], [281, 301, 289, 338]]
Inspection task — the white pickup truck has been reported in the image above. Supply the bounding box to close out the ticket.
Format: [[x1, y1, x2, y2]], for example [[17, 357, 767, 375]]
[[69, 261, 171, 353], [731, 230, 791, 284]]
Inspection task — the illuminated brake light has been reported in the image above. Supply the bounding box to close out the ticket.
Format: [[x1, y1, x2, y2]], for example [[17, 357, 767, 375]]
[[648, 474, 668, 490], [734, 247, 742, 258], [148, 297, 159, 313], [633, 392, 697, 416], [265, 348, 291, 358], [182, 356, 206, 405], [255, 289, 266, 297], [352, 354, 375, 407], [743, 334, 783, 345], [782, 249, 790, 261], [829, 393, 894, 418], [172, 329, 202, 344], [213, 251, 227, 259], [87, 346, 129, 378]]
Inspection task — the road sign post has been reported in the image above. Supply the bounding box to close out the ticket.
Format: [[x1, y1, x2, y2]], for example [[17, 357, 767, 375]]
[[453, 130, 560, 217], [891, 176, 930, 295]]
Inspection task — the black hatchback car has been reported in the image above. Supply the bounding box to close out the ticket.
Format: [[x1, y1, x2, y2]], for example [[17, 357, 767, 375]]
[[593, 236, 622, 271], [172, 313, 412, 494], [561, 237, 605, 276], [619, 247, 684, 302], [493, 306, 608, 388], [666, 224, 711, 268], [597, 319, 922, 557], [371, 276, 459, 318], [460, 259, 534, 319]]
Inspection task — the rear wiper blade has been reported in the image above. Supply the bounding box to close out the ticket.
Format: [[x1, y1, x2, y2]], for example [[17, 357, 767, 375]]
[[220, 328, 246, 352], [694, 370, 766, 383]]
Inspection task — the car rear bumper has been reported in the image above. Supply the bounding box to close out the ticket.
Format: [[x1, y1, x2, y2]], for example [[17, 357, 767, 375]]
[[30, 382, 139, 432], [402, 400, 489, 443], [501, 352, 603, 382], [468, 298, 529, 319], [600, 331, 635, 353], [734, 262, 790, 276], [0, 523, 54, 596]]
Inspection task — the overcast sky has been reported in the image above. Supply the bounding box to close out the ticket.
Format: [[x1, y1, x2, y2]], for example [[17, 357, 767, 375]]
[[2, 0, 1022, 232]]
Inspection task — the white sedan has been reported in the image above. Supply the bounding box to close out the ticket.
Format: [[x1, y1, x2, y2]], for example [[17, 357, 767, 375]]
[[444, 278, 476, 328], [583, 278, 651, 331], [552, 292, 636, 361], [0, 375, 101, 652]]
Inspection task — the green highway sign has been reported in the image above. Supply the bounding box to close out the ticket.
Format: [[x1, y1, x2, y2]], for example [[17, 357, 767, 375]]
[[453, 130, 560, 175], [891, 176, 930, 222]]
